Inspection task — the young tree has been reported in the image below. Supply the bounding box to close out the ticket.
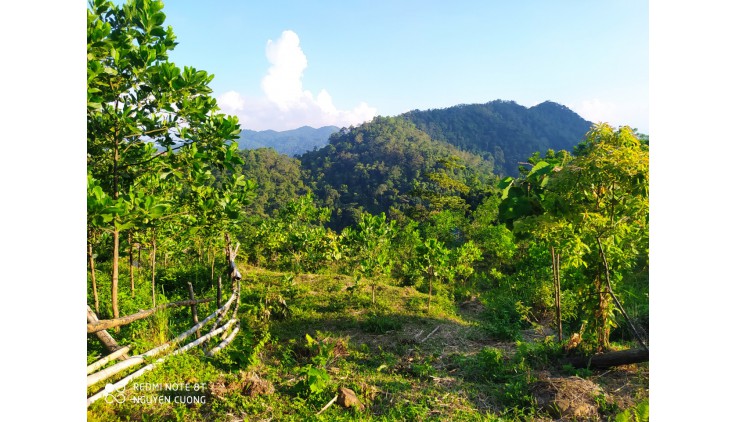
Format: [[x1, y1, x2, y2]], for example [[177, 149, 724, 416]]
[[546, 124, 649, 351], [87, 0, 242, 319], [342, 212, 396, 304]]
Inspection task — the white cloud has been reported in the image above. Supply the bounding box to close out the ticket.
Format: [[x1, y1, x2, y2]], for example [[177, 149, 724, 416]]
[[217, 30, 377, 131], [569, 99, 649, 133], [571, 98, 619, 125]]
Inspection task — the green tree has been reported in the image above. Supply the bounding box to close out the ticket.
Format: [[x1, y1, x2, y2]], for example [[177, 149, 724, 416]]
[[341, 212, 396, 304], [87, 0, 243, 319], [546, 124, 649, 351]]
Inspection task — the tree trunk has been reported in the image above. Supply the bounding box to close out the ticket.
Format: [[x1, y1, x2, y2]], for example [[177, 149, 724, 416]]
[[129, 231, 135, 298], [112, 227, 120, 325], [566, 348, 649, 369], [427, 274, 433, 313], [112, 134, 120, 324], [211, 248, 215, 284], [87, 306, 128, 359], [556, 252, 562, 342], [88, 240, 100, 315], [594, 273, 610, 352], [151, 230, 156, 307], [551, 247, 563, 343]]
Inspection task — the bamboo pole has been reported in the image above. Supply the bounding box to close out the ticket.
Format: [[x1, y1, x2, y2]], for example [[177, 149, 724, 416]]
[[87, 292, 237, 387], [206, 324, 240, 357], [87, 298, 214, 333], [87, 319, 237, 406], [87, 346, 131, 374]]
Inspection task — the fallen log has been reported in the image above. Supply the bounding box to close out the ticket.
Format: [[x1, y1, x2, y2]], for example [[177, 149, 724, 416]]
[[566, 348, 649, 369], [87, 297, 213, 333], [87, 306, 130, 360]]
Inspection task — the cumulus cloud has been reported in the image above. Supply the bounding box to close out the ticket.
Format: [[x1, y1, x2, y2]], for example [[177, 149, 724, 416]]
[[217, 30, 377, 131]]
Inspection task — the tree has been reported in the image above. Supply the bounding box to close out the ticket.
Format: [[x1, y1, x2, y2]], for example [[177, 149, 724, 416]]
[[341, 212, 396, 304], [87, 0, 243, 319], [546, 124, 649, 351]]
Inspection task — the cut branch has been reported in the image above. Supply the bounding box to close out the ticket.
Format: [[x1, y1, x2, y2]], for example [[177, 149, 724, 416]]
[[596, 237, 649, 351], [87, 297, 214, 333], [419, 325, 441, 343]]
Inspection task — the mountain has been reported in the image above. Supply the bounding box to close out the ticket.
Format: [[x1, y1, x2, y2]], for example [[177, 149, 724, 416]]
[[299, 116, 497, 229], [402, 100, 592, 176], [237, 125, 340, 157]]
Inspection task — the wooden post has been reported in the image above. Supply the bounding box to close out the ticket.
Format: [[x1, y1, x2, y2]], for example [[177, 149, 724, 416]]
[[187, 282, 201, 338]]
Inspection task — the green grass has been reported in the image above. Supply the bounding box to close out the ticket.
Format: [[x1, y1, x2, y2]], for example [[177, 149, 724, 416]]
[[88, 266, 648, 421]]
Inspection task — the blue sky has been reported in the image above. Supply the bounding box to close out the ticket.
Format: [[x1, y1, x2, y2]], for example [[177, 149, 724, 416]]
[[154, 0, 648, 132], [132, 1, 649, 131]]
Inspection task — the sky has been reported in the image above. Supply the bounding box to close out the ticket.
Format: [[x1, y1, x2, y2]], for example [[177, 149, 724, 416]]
[[155, 0, 649, 132]]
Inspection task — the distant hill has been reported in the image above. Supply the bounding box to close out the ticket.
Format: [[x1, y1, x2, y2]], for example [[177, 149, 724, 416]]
[[402, 100, 592, 176], [299, 116, 496, 229], [237, 125, 339, 157]]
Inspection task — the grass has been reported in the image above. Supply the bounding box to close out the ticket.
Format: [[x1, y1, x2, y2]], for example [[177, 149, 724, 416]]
[[88, 266, 649, 421]]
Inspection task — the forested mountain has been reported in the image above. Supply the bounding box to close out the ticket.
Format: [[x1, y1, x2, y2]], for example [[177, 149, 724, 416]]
[[299, 116, 497, 229], [238, 148, 311, 217], [402, 100, 592, 176], [238, 125, 339, 157]]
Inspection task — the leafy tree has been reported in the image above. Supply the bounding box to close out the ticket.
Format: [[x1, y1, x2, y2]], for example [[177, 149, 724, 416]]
[[87, 0, 244, 318], [341, 212, 396, 304], [544, 124, 649, 351], [413, 238, 453, 313]]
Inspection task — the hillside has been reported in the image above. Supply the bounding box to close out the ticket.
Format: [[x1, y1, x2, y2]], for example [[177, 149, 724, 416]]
[[402, 100, 592, 176], [238, 126, 340, 157], [299, 116, 497, 229]]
